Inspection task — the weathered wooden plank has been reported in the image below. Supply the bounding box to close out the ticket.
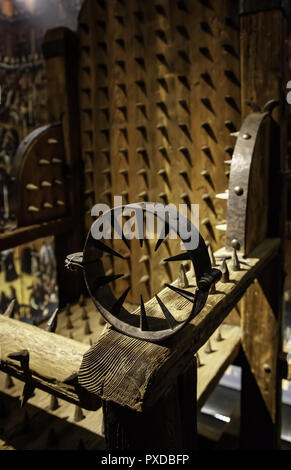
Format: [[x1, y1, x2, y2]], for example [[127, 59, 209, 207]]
[[239, 7, 286, 450], [0, 316, 99, 409], [197, 324, 241, 409], [0, 216, 73, 251], [43, 27, 85, 306], [102, 357, 197, 450]]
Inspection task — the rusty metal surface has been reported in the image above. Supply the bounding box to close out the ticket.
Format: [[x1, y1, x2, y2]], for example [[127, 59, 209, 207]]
[[226, 111, 270, 255], [67, 203, 221, 342]]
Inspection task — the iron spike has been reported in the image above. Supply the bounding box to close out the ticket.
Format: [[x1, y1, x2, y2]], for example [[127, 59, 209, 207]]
[[156, 101, 169, 118], [155, 295, 177, 330], [179, 99, 190, 114], [179, 124, 192, 142], [199, 46, 213, 61], [209, 282, 216, 294], [84, 320, 91, 335], [136, 125, 147, 141], [231, 247, 240, 271], [207, 243, 216, 267], [164, 283, 196, 303], [45, 308, 59, 332], [112, 287, 130, 316], [177, 75, 190, 90], [111, 213, 130, 249], [74, 405, 85, 422], [201, 146, 214, 162], [178, 146, 192, 165], [92, 239, 125, 259], [49, 395, 59, 411], [220, 258, 229, 283], [179, 170, 191, 188], [136, 103, 147, 119], [28, 205, 39, 212], [81, 307, 88, 320], [216, 327, 224, 342], [196, 351, 201, 367], [201, 122, 217, 142], [157, 78, 168, 92], [156, 124, 169, 141], [25, 183, 38, 190], [201, 97, 215, 114], [65, 303, 72, 316], [135, 80, 147, 95], [3, 299, 15, 317], [66, 317, 73, 330], [140, 295, 149, 331], [164, 253, 190, 262], [201, 72, 214, 88], [4, 374, 14, 389], [178, 264, 189, 288], [154, 222, 170, 251], [204, 339, 213, 354], [176, 24, 189, 39]]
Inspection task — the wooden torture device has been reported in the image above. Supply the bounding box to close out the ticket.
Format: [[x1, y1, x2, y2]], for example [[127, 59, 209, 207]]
[[0, 0, 290, 450]]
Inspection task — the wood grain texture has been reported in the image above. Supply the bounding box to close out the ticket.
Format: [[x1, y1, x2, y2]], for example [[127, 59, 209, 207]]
[[0, 316, 99, 408], [197, 324, 241, 408], [0, 216, 73, 251], [239, 8, 286, 450], [102, 358, 197, 450]]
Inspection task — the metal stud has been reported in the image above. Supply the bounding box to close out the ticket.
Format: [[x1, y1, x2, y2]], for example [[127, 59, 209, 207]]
[[49, 395, 59, 411], [220, 258, 229, 283], [204, 339, 213, 354], [231, 247, 240, 271], [74, 405, 85, 422], [178, 264, 189, 288]]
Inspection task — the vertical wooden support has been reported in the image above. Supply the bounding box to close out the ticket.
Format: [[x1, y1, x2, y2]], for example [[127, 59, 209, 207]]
[[239, 2, 287, 449], [42, 27, 85, 306], [102, 357, 197, 450]]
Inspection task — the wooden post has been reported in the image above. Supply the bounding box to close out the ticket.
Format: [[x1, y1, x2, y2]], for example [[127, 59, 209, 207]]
[[42, 27, 85, 306], [239, 1, 287, 449], [102, 358, 197, 450]]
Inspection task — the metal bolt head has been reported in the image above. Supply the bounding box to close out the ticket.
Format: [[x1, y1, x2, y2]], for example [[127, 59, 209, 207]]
[[242, 133, 251, 139], [263, 364, 272, 374], [234, 185, 244, 196], [231, 239, 240, 250]]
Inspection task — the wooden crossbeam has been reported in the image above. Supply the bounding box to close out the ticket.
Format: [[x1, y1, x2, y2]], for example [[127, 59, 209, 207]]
[[0, 316, 99, 410], [0, 216, 73, 251], [197, 324, 241, 409]]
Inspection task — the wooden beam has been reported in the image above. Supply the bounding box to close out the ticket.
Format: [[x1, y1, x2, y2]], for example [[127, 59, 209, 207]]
[[43, 27, 85, 306], [0, 316, 99, 410], [239, 6, 286, 450], [0, 216, 73, 251]]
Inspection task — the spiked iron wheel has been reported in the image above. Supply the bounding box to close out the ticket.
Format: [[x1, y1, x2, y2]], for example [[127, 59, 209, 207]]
[[66, 203, 221, 342]]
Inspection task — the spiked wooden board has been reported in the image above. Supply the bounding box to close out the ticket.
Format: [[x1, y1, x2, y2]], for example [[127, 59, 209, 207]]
[[78, 0, 241, 303]]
